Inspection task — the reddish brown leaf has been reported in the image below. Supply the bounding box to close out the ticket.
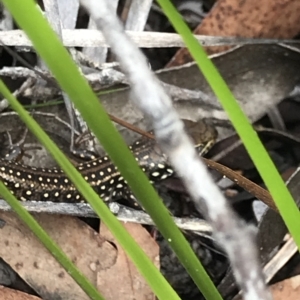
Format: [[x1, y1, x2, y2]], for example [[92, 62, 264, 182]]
[[167, 0, 300, 67], [99, 222, 159, 300]]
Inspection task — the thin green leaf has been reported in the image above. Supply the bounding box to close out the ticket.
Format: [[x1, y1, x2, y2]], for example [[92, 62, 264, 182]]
[[0, 176, 103, 300], [0, 75, 179, 300], [157, 0, 300, 248]]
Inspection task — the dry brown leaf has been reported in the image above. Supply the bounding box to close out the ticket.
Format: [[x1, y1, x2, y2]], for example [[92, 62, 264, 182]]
[[270, 274, 300, 299], [0, 212, 117, 300], [0, 285, 41, 300], [167, 0, 300, 67], [99, 222, 159, 300]]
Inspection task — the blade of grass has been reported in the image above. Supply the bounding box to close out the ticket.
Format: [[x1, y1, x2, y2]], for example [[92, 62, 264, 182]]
[[157, 0, 300, 249], [2, 1, 223, 299], [0, 179, 104, 300], [0, 79, 179, 300]]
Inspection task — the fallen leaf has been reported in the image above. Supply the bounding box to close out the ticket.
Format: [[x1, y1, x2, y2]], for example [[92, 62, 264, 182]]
[[0, 285, 41, 300], [0, 212, 117, 300], [167, 0, 300, 66], [99, 222, 159, 300], [270, 274, 300, 299]]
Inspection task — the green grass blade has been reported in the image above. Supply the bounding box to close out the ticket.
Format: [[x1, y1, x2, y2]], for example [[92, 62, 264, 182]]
[[0, 77, 180, 300], [0, 179, 103, 299], [157, 0, 300, 248]]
